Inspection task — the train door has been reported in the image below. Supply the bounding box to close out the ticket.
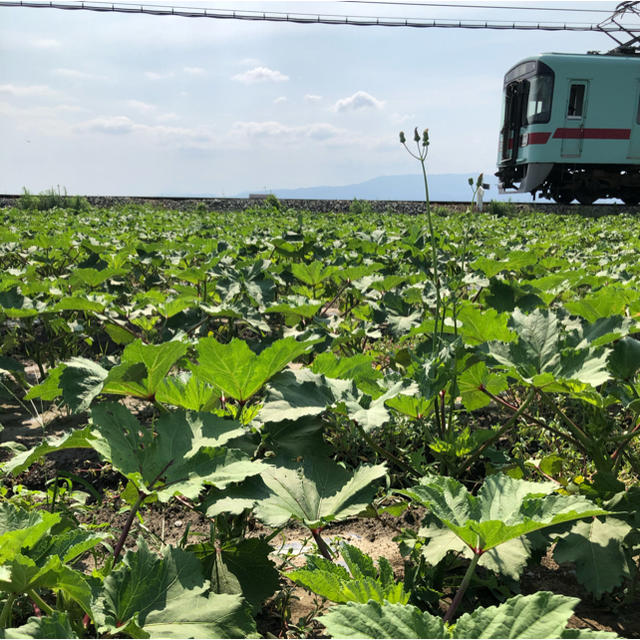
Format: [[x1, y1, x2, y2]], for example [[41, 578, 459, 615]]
[[627, 81, 640, 159], [561, 80, 589, 158]]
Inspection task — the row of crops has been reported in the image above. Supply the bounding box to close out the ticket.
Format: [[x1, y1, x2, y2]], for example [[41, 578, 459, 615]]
[[1, 199, 640, 638]]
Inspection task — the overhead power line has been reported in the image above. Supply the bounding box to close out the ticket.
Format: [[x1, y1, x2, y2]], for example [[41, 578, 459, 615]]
[[344, 1, 616, 14], [1, 0, 637, 31]]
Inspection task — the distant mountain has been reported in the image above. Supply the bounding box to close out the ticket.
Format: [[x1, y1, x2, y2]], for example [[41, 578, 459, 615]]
[[235, 173, 535, 202]]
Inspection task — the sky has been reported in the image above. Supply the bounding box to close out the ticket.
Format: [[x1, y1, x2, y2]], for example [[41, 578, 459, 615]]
[[0, 0, 626, 196]]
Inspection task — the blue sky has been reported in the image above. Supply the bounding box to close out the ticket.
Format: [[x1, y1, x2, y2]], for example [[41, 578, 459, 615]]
[[0, 0, 621, 196]]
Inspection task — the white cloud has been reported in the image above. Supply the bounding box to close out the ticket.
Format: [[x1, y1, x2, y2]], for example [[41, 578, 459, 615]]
[[230, 120, 351, 146], [76, 116, 136, 135], [304, 94, 323, 103], [125, 99, 156, 113], [274, 96, 287, 104], [232, 66, 289, 84], [145, 71, 174, 80], [333, 91, 384, 112], [0, 84, 56, 97], [390, 112, 414, 124], [184, 66, 206, 76]]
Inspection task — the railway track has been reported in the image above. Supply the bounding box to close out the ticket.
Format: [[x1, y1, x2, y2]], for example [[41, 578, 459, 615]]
[[1, 193, 638, 215]]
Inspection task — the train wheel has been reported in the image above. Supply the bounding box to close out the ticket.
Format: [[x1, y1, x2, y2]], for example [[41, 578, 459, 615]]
[[576, 193, 596, 205], [552, 191, 573, 204]]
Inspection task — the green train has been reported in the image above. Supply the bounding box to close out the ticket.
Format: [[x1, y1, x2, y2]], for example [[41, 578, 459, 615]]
[[496, 51, 640, 204]]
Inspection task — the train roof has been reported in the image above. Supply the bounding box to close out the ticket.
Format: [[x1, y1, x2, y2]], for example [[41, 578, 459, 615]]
[[504, 50, 640, 83]]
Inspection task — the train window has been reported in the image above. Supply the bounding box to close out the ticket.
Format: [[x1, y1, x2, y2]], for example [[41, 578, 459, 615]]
[[526, 75, 553, 124], [567, 84, 585, 118]]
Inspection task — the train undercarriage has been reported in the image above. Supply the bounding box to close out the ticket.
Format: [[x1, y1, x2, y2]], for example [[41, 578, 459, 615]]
[[498, 162, 640, 205]]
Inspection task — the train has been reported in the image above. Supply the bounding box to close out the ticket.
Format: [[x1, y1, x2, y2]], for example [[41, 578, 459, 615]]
[[496, 50, 640, 204]]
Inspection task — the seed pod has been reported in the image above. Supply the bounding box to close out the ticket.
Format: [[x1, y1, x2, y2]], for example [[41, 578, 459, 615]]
[[399, 131, 406, 144], [422, 128, 429, 146], [414, 127, 420, 142]]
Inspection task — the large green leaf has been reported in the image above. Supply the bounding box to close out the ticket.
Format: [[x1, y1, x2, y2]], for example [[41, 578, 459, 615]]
[[102, 339, 188, 398], [553, 517, 632, 598], [317, 592, 618, 639], [457, 304, 516, 346], [191, 336, 317, 402], [90, 403, 264, 500], [399, 474, 605, 553], [0, 504, 61, 562], [458, 362, 508, 411], [418, 513, 538, 581], [317, 600, 446, 639], [255, 456, 387, 528], [487, 308, 611, 389], [291, 260, 337, 286], [190, 537, 279, 613], [58, 357, 108, 413], [453, 591, 616, 638], [93, 538, 255, 638], [155, 373, 219, 411]]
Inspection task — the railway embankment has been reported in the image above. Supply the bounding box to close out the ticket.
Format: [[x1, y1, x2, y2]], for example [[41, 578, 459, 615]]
[[0, 194, 638, 215]]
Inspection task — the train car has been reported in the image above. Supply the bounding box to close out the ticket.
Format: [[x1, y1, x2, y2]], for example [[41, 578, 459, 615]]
[[496, 51, 640, 204]]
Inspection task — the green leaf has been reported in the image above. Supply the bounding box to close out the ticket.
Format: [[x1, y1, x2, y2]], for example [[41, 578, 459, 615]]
[[609, 337, 640, 380], [1, 612, 78, 638], [24, 365, 64, 402], [90, 403, 263, 500], [458, 362, 508, 411], [191, 537, 279, 613], [454, 592, 582, 638], [318, 600, 447, 639], [288, 543, 409, 605], [259, 369, 335, 424], [3, 427, 93, 475], [256, 456, 387, 528], [0, 504, 60, 563], [318, 592, 618, 639], [291, 261, 337, 286], [399, 474, 605, 553], [457, 304, 516, 346], [418, 515, 534, 581], [155, 373, 219, 411], [553, 517, 632, 598], [58, 357, 108, 413], [191, 336, 317, 402], [93, 538, 255, 638], [102, 339, 188, 398]]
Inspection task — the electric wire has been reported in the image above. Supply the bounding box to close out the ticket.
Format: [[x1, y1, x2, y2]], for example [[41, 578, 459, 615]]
[[344, 1, 617, 14], [1, 0, 638, 31]]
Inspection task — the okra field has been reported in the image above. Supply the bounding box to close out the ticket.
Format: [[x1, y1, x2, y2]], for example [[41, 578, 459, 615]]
[[2, 196, 640, 638]]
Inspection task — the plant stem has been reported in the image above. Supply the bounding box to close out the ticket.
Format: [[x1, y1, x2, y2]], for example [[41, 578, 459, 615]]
[[354, 421, 421, 478], [113, 491, 146, 562], [456, 387, 535, 476], [0, 593, 16, 628], [27, 590, 54, 617], [479, 386, 586, 453], [443, 552, 481, 623], [310, 528, 333, 561]]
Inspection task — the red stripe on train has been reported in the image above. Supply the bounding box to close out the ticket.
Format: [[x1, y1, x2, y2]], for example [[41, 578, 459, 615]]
[[553, 128, 631, 140], [527, 132, 551, 144]]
